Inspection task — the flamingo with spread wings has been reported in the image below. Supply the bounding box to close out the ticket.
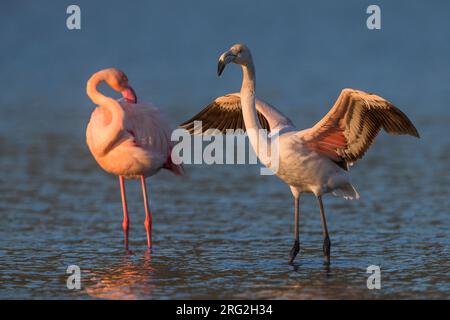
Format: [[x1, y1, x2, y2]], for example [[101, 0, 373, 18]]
[[180, 44, 419, 264], [86, 68, 183, 251]]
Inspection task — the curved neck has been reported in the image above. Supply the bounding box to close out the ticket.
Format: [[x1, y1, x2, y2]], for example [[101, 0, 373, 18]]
[[86, 71, 125, 156], [87, 70, 112, 106]]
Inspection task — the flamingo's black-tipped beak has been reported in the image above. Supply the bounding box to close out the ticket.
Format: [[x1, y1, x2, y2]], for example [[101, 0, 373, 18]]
[[121, 85, 137, 104], [217, 60, 225, 77], [217, 51, 236, 77]]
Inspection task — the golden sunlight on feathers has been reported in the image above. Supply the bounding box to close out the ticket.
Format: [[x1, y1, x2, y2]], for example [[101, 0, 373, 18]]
[[303, 88, 420, 164]]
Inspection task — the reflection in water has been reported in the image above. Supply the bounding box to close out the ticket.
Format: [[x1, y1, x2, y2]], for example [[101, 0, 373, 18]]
[[85, 252, 156, 300]]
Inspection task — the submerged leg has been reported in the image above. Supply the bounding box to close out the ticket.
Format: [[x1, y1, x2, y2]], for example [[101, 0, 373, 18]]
[[119, 176, 130, 250], [140, 176, 152, 250], [288, 192, 300, 264], [317, 196, 331, 265]]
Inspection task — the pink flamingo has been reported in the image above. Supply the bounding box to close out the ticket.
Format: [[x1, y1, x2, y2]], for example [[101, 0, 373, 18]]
[[86, 68, 183, 250]]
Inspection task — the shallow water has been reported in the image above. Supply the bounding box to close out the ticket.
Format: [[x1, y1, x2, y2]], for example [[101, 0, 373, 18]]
[[0, 1, 449, 299]]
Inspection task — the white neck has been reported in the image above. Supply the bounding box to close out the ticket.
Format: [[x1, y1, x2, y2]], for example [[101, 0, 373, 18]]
[[240, 62, 261, 131], [240, 59, 271, 165]]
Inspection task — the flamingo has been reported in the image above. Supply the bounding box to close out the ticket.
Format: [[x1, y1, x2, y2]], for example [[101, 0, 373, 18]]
[[86, 68, 183, 251], [180, 44, 419, 265]]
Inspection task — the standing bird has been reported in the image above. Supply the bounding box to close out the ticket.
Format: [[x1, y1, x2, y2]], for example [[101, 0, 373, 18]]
[[180, 44, 419, 265], [86, 68, 183, 251]]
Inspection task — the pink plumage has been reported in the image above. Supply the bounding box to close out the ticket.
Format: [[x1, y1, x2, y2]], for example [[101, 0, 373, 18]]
[[85, 68, 182, 251], [87, 100, 180, 178]]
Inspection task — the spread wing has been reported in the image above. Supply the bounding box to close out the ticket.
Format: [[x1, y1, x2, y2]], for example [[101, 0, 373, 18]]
[[179, 93, 294, 134], [302, 88, 419, 166]]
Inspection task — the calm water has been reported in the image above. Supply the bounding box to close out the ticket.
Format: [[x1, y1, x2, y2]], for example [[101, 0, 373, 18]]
[[0, 1, 449, 299]]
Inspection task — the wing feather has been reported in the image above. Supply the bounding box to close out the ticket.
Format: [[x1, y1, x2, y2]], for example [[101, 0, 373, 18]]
[[179, 93, 293, 134], [303, 88, 419, 165]]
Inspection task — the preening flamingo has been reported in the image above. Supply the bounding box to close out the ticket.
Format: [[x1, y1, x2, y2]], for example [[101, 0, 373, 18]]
[[86, 68, 183, 250], [180, 44, 419, 264]]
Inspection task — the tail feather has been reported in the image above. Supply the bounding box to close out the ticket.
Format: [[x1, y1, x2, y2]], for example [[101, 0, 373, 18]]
[[332, 183, 360, 200], [163, 147, 185, 176], [164, 159, 184, 176]]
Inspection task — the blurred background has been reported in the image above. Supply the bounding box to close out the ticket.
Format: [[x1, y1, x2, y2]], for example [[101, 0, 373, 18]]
[[0, 0, 449, 299]]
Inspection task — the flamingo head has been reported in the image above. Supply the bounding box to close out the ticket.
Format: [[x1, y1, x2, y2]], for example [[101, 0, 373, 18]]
[[217, 43, 252, 76], [105, 68, 137, 104]]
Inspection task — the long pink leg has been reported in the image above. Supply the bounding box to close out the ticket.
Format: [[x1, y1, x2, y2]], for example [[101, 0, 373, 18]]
[[140, 176, 152, 249], [119, 176, 130, 250]]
